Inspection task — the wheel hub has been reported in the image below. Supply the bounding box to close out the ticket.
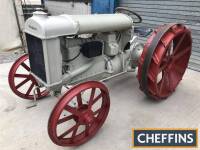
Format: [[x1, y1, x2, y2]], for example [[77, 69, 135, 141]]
[[74, 104, 95, 124], [80, 110, 95, 124]]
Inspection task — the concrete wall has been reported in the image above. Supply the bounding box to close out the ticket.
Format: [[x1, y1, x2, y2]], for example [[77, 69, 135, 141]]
[[45, 1, 91, 15]]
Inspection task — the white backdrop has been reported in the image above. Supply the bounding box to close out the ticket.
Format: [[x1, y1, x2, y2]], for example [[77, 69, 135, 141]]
[[22, 0, 41, 5], [0, 0, 40, 52], [0, 0, 22, 52]]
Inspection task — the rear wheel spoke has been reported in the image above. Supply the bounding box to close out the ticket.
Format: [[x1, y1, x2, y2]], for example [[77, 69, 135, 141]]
[[159, 72, 167, 94], [174, 64, 184, 74], [159, 60, 168, 72], [173, 46, 190, 61], [166, 44, 171, 57], [165, 73, 171, 91], [173, 33, 187, 55]]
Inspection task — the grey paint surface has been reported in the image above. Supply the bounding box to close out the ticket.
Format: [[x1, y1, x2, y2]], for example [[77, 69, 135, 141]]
[[0, 62, 200, 150], [119, 0, 200, 71]]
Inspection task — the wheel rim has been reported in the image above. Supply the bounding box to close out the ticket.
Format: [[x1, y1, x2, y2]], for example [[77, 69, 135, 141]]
[[48, 81, 110, 146], [138, 24, 192, 100], [8, 54, 49, 100]]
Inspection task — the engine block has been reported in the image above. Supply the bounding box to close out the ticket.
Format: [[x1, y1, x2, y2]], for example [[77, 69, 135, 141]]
[[25, 11, 142, 91]]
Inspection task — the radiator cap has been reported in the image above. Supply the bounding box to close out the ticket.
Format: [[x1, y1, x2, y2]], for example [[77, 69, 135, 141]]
[[25, 12, 79, 39], [33, 11, 48, 18]]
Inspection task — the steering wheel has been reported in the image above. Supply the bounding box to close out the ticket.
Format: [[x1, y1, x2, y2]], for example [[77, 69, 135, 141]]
[[115, 7, 142, 24]]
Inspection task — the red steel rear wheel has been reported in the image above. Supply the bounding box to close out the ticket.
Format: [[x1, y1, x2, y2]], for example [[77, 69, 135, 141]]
[[48, 81, 110, 146], [8, 54, 49, 100], [138, 23, 192, 100]]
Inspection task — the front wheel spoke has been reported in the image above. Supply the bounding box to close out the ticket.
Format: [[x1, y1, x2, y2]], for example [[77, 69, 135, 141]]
[[92, 93, 102, 105], [14, 74, 29, 78], [71, 125, 79, 138], [85, 124, 90, 136], [25, 83, 34, 96], [57, 115, 74, 125], [36, 88, 41, 96], [88, 88, 96, 108], [64, 105, 80, 116], [173, 47, 190, 61], [21, 62, 30, 71], [76, 93, 83, 106], [58, 123, 79, 139], [93, 107, 103, 116], [16, 78, 30, 89]]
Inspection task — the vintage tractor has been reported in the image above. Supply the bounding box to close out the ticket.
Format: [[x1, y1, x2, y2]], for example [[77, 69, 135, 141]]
[[8, 7, 192, 146]]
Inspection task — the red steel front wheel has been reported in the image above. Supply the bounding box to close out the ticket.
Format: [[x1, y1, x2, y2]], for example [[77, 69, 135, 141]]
[[8, 54, 49, 100], [48, 81, 110, 146]]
